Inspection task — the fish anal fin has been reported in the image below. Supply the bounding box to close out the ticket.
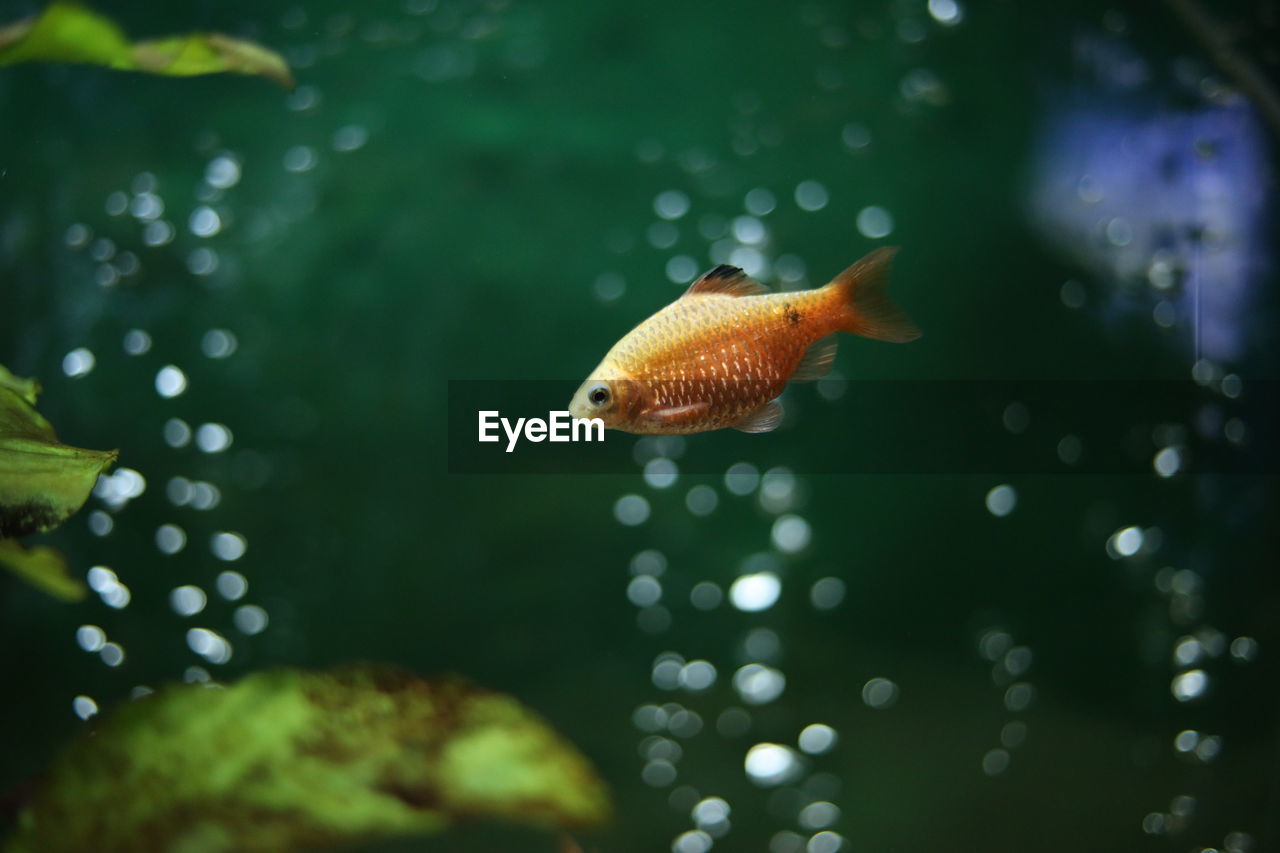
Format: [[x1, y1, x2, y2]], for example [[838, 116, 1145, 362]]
[[732, 400, 783, 433], [792, 335, 838, 382], [683, 265, 770, 298], [831, 246, 921, 343]]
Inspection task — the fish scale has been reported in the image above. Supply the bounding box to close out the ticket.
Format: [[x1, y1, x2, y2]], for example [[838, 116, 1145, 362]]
[[568, 248, 920, 435], [613, 291, 835, 432]]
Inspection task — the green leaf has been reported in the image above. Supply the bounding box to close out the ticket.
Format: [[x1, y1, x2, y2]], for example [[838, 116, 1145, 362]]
[[0, 364, 117, 540], [0, 365, 41, 406], [0, 539, 86, 601], [130, 33, 294, 89], [8, 666, 612, 852], [0, 1, 294, 89]]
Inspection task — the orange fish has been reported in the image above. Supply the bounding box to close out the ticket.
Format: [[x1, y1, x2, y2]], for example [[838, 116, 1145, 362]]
[[568, 247, 920, 434]]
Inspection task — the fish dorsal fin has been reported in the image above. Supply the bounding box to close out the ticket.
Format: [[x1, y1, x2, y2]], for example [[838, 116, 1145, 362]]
[[732, 400, 783, 433], [791, 335, 838, 382], [683, 265, 770, 298]]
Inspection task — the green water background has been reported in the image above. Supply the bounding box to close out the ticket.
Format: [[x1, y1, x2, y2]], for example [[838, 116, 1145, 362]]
[[2, 0, 1277, 850]]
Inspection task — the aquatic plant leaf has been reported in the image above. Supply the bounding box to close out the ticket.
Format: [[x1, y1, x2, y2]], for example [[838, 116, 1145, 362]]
[[0, 1, 294, 89], [0, 0, 127, 66], [0, 540, 85, 601], [0, 367, 117, 540], [9, 665, 611, 852], [0, 365, 40, 405], [130, 33, 293, 89]]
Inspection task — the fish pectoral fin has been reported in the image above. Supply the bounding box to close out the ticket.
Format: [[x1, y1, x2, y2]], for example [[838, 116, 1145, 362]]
[[732, 400, 783, 433], [682, 265, 770, 298], [642, 401, 712, 426], [792, 335, 838, 382]]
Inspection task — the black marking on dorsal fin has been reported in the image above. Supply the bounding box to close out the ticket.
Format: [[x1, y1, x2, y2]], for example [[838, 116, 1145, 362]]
[[682, 265, 770, 298], [704, 265, 740, 281]]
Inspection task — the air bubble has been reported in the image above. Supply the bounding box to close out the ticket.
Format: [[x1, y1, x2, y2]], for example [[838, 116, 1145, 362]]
[[856, 205, 893, 238], [861, 677, 898, 709]]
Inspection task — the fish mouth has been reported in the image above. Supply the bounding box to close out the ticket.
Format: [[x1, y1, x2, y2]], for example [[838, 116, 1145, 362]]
[[567, 388, 591, 421], [568, 378, 601, 422]]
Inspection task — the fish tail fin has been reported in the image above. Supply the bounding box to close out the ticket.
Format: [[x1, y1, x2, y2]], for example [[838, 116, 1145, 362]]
[[829, 247, 921, 342]]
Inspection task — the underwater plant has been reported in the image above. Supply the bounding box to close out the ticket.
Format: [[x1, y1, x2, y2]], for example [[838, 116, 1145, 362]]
[[7, 664, 610, 851], [0, 364, 116, 600], [0, 1, 293, 89], [1, 0, 1275, 850]]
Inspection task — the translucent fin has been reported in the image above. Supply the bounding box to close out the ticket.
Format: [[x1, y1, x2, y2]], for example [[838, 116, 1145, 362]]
[[830, 247, 921, 342], [791, 335, 838, 382], [683, 265, 770, 298], [732, 400, 783, 433]]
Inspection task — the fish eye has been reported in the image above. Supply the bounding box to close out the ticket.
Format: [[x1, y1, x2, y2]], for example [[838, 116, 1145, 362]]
[[588, 384, 610, 406]]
